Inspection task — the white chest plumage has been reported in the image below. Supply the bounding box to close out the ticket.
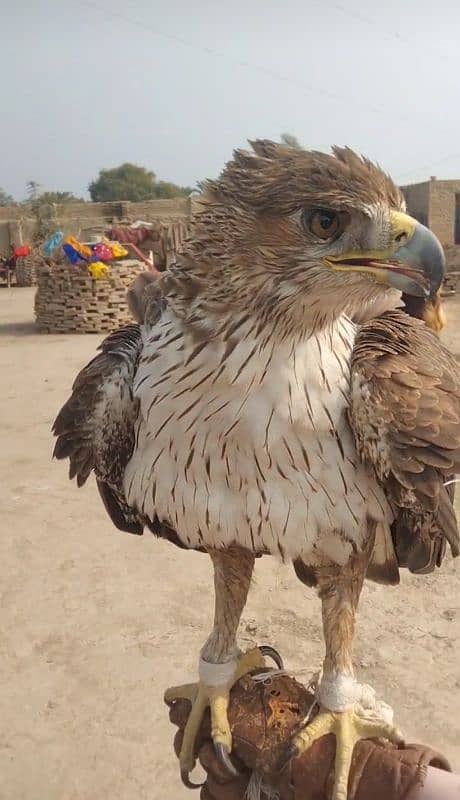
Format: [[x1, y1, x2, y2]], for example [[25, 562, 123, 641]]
[[124, 313, 387, 563]]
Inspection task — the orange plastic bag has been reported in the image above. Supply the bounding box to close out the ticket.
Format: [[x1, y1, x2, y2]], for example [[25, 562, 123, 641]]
[[64, 236, 92, 260]]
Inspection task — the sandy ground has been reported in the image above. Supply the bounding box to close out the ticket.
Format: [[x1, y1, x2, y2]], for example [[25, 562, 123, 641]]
[[1, 287, 460, 800]]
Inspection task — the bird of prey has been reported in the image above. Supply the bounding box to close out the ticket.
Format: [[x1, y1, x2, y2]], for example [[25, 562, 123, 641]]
[[53, 141, 460, 800]]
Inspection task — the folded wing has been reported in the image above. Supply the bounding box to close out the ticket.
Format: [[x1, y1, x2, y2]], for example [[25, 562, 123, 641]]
[[350, 310, 460, 574], [52, 324, 144, 534]]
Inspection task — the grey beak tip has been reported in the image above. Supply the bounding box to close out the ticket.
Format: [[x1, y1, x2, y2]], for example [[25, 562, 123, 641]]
[[395, 222, 445, 296]]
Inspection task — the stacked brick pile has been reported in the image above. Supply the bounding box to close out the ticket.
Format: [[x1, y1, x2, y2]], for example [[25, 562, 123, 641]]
[[16, 254, 49, 287], [34, 260, 146, 333]]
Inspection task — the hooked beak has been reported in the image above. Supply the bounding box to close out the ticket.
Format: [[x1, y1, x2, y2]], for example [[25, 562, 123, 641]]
[[324, 211, 445, 298]]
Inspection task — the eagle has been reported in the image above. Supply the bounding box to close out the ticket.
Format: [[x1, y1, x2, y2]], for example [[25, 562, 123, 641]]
[[53, 141, 460, 800]]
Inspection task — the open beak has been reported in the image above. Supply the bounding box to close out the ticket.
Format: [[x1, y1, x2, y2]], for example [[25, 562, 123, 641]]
[[324, 211, 445, 298]]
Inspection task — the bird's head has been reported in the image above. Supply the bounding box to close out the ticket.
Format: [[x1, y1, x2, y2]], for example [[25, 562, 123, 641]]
[[176, 140, 445, 337]]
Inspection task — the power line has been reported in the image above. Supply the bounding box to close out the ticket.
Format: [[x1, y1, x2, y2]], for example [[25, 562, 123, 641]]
[[312, 0, 459, 70], [75, 0, 460, 182], [315, 1, 406, 42], [75, 0, 426, 123]]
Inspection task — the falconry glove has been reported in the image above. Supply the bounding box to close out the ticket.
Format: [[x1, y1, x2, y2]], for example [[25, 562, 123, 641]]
[[167, 670, 451, 800]]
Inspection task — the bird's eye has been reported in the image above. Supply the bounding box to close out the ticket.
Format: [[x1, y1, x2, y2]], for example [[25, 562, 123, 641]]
[[301, 208, 347, 240]]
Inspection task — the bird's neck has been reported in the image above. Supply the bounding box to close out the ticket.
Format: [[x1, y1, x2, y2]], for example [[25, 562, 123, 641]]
[[163, 264, 344, 346]]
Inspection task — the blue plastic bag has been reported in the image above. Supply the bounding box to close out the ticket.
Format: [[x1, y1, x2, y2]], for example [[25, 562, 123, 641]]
[[63, 242, 84, 265], [43, 231, 64, 257]]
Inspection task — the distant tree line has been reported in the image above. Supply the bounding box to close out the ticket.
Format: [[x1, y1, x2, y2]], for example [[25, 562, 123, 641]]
[[0, 187, 14, 206], [88, 163, 192, 202], [0, 136, 302, 207], [0, 163, 193, 207]]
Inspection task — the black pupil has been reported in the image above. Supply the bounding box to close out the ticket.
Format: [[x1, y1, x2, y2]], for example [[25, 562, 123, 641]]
[[319, 212, 335, 229]]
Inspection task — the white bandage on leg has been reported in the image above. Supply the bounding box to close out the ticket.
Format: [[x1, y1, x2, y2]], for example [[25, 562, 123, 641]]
[[198, 656, 237, 687], [317, 672, 360, 711], [317, 672, 395, 724]]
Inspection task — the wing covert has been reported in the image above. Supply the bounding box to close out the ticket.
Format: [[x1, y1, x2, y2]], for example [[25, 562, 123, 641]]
[[350, 310, 460, 573]]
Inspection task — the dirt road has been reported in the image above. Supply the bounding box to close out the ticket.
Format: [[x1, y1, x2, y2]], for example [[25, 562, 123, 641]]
[[1, 288, 459, 800]]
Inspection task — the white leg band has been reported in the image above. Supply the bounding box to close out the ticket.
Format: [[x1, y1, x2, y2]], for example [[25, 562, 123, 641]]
[[198, 656, 237, 687], [317, 672, 395, 724], [317, 672, 360, 711]]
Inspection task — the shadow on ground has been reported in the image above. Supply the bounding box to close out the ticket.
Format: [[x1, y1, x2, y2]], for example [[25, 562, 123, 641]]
[[0, 320, 38, 337]]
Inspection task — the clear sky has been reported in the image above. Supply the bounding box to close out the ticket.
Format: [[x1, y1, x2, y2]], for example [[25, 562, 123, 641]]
[[2, 0, 460, 200]]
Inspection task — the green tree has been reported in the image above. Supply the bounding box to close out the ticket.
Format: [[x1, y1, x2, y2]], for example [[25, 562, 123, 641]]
[[88, 163, 192, 202], [88, 163, 157, 202], [154, 180, 193, 199], [0, 187, 14, 206], [280, 132, 303, 149]]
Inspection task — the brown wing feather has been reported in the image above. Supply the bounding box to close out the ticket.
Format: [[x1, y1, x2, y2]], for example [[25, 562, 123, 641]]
[[350, 310, 460, 574], [52, 278, 198, 549], [52, 324, 144, 533]]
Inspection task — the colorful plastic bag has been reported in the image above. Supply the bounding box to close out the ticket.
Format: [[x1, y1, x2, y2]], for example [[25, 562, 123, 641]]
[[14, 245, 31, 258], [92, 242, 113, 262], [88, 261, 110, 280], [104, 239, 129, 259], [42, 231, 63, 257], [64, 236, 92, 260], [63, 243, 84, 265]]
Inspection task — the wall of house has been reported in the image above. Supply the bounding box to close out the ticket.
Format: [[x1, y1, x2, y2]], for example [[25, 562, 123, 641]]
[[0, 198, 193, 253], [396, 179, 460, 267], [0, 224, 10, 253], [428, 179, 460, 246], [400, 181, 430, 227]]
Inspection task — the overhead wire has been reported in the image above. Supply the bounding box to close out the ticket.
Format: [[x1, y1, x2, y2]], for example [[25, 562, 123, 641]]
[[75, 0, 460, 182]]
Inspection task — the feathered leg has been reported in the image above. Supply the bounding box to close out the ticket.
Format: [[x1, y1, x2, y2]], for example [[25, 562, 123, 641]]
[[288, 551, 402, 800], [165, 546, 281, 786]]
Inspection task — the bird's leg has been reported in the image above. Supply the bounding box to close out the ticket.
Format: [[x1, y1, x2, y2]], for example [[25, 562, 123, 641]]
[[288, 554, 403, 800], [164, 546, 280, 786]]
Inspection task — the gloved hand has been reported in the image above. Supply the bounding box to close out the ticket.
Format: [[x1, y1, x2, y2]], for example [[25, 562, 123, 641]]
[[166, 670, 451, 800]]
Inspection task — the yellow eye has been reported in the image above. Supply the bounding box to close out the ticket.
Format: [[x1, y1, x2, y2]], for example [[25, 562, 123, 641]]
[[302, 208, 348, 240]]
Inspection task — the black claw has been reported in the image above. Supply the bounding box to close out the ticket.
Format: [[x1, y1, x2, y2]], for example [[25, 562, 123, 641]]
[[180, 769, 203, 789], [214, 743, 240, 777], [277, 742, 299, 772], [259, 645, 284, 670]]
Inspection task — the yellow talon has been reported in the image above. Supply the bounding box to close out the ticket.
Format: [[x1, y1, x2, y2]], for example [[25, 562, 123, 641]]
[[292, 708, 404, 800], [164, 646, 269, 784]]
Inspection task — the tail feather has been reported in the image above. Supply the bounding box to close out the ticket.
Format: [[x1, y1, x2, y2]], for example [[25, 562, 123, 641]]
[[366, 521, 400, 585], [391, 483, 458, 574]]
